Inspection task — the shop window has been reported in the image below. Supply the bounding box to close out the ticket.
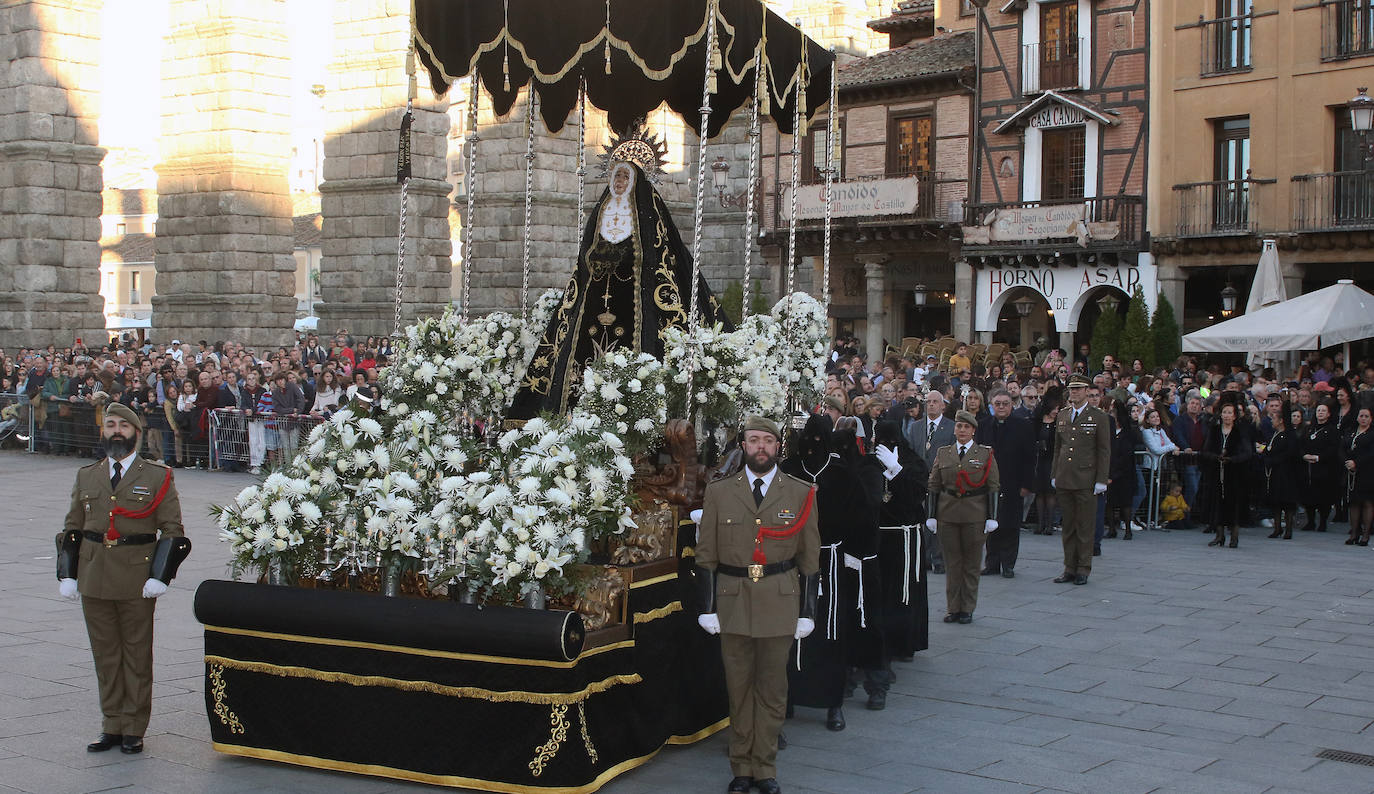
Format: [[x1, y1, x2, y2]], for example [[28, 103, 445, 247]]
[[1040, 126, 1086, 201], [887, 114, 932, 178]]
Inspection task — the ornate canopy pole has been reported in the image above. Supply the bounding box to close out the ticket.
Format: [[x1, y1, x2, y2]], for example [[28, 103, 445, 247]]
[[741, 42, 763, 321], [823, 46, 837, 312], [393, 33, 420, 338], [684, 0, 720, 422], [521, 87, 537, 320], [576, 78, 589, 235], [461, 75, 480, 323]]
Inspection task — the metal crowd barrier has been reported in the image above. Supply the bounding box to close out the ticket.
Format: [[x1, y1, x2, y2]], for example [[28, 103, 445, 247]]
[[1133, 449, 1170, 531], [208, 408, 322, 471]]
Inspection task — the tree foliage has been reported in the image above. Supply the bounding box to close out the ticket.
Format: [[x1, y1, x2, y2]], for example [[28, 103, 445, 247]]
[[1152, 291, 1182, 369], [1088, 297, 1123, 373], [1118, 283, 1153, 371]]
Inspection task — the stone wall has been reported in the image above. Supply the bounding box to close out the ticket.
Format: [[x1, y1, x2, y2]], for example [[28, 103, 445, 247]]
[[0, 0, 106, 349]]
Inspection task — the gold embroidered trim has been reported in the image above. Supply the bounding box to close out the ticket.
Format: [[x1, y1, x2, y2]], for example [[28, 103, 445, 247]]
[[577, 701, 598, 765], [628, 571, 677, 590], [528, 703, 570, 777], [204, 625, 631, 668], [632, 601, 682, 625], [665, 716, 729, 745], [205, 655, 641, 705], [208, 663, 245, 735]]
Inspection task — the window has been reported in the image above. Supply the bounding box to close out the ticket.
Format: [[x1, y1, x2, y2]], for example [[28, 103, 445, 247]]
[[1326, 0, 1374, 60], [116, 222, 126, 236], [960, 0, 977, 17], [801, 118, 844, 185], [1333, 111, 1374, 223], [888, 114, 932, 178], [1204, 0, 1252, 75], [1040, 1, 1080, 91], [1213, 117, 1251, 230], [129, 271, 141, 305], [1041, 126, 1086, 201]]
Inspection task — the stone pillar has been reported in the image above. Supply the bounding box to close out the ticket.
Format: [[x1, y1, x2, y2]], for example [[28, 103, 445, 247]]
[[318, 0, 450, 336], [0, 0, 106, 349], [152, 0, 297, 347], [862, 256, 888, 361], [952, 258, 974, 343], [1059, 331, 1076, 356], [1155, 258, 1186, 327]]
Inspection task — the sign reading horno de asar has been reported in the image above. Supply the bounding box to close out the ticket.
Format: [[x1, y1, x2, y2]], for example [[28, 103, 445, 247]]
[[780, 177, 922, 221]]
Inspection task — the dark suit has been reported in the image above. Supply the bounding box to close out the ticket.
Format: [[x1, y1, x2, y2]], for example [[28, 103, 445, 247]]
[[976, 414, 1035, 574], [906, 414, 954, 570], [696, 469, 820, 782], [63, 456, 183, 738]]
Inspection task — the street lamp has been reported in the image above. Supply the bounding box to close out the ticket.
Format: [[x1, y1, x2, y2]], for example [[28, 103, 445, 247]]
[[710, 155, 749, 209], [1096, 292, 1120, 315], [1351, 87, 1374, 133], [1013, 296, 1035, 317], [1220, 282, 1239, 317], [912, 284, 927, 310]]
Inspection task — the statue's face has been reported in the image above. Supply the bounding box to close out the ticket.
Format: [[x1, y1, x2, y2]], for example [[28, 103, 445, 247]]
[[612, 166, 631, 196]]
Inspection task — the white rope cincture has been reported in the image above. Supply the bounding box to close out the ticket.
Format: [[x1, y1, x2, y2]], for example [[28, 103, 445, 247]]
[[684, 0, 719, 422], [823, 46, 837, 310], [741, 44, 762, 322], [521, 85, 537, 320], [394, 97, 413, 338], [821, 542, 841, 640], [461, 75, 480, 323]]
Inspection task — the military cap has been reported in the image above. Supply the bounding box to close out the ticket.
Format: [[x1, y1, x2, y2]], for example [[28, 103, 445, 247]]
[[742, 414, 780, 439], [103, 402, 143, 433], [1067, 373, 1091, 388], [954, 409, 979, 427]]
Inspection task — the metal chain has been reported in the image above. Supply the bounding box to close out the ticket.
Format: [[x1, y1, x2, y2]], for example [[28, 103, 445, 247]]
[[521, 87, 536, 320], [462, 76, 480, 322], [741, 48, 761, 321], [394, 98, 412, 338], [577, 79, 588, 235], [684, 0, 719, 422]]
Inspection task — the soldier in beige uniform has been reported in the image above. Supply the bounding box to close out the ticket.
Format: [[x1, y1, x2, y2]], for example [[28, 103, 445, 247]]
[[926, 410, 1000, 624], [56, 402, 191, 755], [696, 415, 820, 794], [1050, 373, 1111, 585]]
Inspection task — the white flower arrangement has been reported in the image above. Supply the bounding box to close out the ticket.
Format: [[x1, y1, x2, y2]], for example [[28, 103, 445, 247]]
[[576, 351, 668, 455], [212, 471, 323, 579]]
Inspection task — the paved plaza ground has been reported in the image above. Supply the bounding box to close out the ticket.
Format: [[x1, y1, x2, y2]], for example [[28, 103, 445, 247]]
[[3, 449, 1374, 793]]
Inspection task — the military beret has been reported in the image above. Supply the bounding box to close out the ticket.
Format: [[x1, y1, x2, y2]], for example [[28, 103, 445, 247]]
[[103, 402, 143, 433], [823, 395, 846, 412], [954, 410, 979, 427], [1067, 373, 1091, 387], [742, 414, 780, 439]]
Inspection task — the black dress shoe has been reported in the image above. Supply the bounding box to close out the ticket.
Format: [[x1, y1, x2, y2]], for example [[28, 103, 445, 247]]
[[1073, 575, 1088, 586], [86, 733, 122, 752], [1053, 573, 1074, 583], [866, 691, 887, 710], [1001, 569, 1015, 578], [957, 613, 973, 624], [120, 736, 143, 754], [756, 779, 783, 794], [1092, 546, 1102, 556], [895, 655, 914, 663], [981, 568, 998, 576], [943, 613, 959, 622], [727, 776, 753, 793], [825, 706, 845, 731], [777, 730, 787, 750]]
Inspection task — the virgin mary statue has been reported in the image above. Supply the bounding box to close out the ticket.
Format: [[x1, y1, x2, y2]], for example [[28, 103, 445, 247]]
[[508, 148, 733, 421]]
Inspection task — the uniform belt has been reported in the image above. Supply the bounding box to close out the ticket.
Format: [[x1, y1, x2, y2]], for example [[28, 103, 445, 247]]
[[945, 488, 987, 497], [717, 560, 796, 581], [82, 532, 156, 546]]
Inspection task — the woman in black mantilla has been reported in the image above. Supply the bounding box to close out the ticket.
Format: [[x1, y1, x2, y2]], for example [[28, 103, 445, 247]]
[[508, 157, 732, 420]]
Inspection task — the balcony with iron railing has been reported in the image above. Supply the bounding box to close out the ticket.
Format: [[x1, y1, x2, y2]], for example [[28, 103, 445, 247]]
[[960, 195, 1144, 252], [1292, 170, 1374, 231], [1022, 38, 1084, 94], [1199, 13, 1253, 76], [1322, 0, 1374, 61], [1172, 177, 1274, 237]]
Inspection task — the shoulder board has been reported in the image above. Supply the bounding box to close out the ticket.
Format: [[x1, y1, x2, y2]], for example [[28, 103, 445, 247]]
[[778, 471, 814, 489], [80, 460, 104, 471], [143, 459, 170, 469]]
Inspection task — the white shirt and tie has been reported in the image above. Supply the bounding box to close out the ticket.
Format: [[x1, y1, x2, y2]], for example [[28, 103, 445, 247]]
[[750, 466, 778, 506], [108, 450, 138, 489]]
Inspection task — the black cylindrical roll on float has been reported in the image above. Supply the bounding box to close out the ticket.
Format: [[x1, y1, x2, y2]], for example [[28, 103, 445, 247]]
[[194, 580, 585, 661]]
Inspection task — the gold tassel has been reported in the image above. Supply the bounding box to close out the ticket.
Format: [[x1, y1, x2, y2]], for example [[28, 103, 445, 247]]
[[711, 45, 722, 71], [503, 50, 511, 92], [605, 39, 612, 74]]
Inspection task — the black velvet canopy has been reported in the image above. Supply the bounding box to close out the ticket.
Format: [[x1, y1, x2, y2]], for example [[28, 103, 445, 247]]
[[413, 0, 835, 137]]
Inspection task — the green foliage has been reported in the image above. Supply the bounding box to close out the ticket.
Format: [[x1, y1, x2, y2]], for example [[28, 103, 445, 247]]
[[1088, 298, 1123, 373], [718, 279, 769, 325], [1151, 291, 1182, 368], [1118, 284, 1153, 371]]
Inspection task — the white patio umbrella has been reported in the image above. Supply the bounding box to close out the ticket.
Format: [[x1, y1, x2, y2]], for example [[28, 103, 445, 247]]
[[1183, 279, 1374, 368], [1245, 239, 1287, 369]]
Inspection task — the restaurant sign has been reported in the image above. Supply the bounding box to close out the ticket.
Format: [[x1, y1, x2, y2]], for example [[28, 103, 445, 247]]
[[780, 177, 922, 220]]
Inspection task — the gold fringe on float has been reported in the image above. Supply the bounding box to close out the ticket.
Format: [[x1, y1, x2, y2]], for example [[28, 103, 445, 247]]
[[204, 655, 641, 705], [631, 601, 682, 625]]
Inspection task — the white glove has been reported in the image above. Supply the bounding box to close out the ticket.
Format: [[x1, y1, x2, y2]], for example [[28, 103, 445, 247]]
[[984, 520, 998, 534], [142, 578, 168, 599], [926, 518, 938, 532], [1093, 483, 1107, 495], [874, 444, 900, 471], [843, 553, 862, 571], [58, 578, 79, 600], [795, 617, 815, 639], [697, 613, 721, 635], [1051, 478, 1056, 489], [689, 509, 703, 524]]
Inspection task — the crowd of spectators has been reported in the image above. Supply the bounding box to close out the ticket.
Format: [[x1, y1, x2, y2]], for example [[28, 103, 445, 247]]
[[0, 330, 391, 474], [818, 335, 1374, 547]]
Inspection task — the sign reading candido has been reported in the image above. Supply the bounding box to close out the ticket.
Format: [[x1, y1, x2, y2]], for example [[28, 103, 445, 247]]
[[780, 177, 922, 221]]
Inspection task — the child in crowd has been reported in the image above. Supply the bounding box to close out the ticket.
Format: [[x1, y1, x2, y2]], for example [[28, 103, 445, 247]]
[[1161, 482, 1189, 529]]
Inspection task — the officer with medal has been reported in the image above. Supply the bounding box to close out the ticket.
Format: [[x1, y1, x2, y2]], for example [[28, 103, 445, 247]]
[[926, 410, 1000, 624], [1050, 373, 1110, 585], [56, 402, 191, 755], [695, 415, 821, 794]]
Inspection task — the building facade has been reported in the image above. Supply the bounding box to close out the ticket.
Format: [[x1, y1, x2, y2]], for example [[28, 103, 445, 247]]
[[961, 0, 1153, 353], [759, 0, 976, 360], [1149, 0, 1374, 345]]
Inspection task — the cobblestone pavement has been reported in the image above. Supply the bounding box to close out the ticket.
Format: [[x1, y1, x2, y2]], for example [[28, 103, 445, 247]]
[[3, 449, 1374, 793]]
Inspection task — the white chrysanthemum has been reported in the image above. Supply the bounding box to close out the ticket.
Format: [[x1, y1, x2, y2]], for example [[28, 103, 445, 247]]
[[599, 382, 622, 401], [357, 418, 383, 439], [298, 502, 323, 524]]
